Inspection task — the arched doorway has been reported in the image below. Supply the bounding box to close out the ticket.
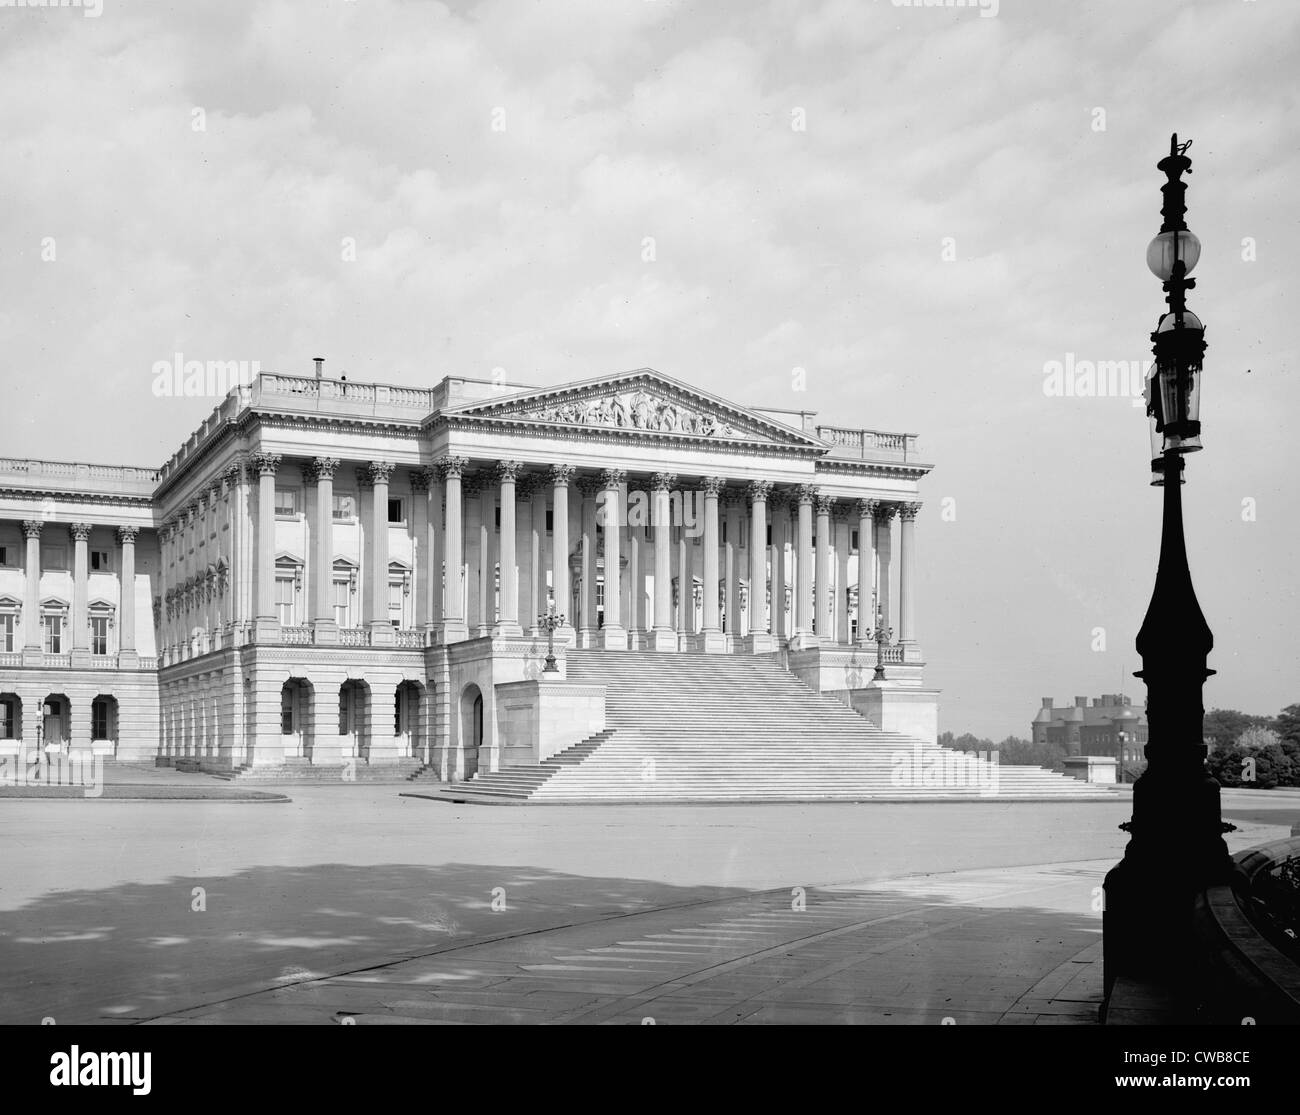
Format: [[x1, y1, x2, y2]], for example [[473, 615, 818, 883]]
[[339, 680, 369, 759], [41, 694, 69, 754], [459, 684, 483, 780], [394, 681, 424, 760], [280, 679, 314, 759]]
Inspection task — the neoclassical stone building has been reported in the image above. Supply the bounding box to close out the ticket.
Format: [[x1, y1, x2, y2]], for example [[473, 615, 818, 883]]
[[0, 366, 935, 777]]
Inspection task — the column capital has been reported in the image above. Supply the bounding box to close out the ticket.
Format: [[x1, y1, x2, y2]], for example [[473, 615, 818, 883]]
[[701, 476, 726, 497], [222, 459, 245, 487], [249, 451, 282, 477], [410, 466, 437, 492], [600, 468, 627, 490], [794, 484, 819, 506], [208, 480, 223, 502], [438, 455, 470, 481], [368, 461, 395, 486], [576, 475, 604, 500], [768, 487, 790, 511], [69, 522, 92, 542], [116, 525, 139, 545], [550, 463, 577, 487], [22, 520, 43, 539], [496, 460, 524, 484], [306, 456, 340, 482], [832, 502, 851, 522], [460, 471, 486, 499], [855, 498, 879, 519], [814, 493, 834, 516], [873, 501, 899, 524], [898, 502, 922, 522], [651, 472, 677, 493], [517, 472, 545, 500], [747, 480, 774, 503]]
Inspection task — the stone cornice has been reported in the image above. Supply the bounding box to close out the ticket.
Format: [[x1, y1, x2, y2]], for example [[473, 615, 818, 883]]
[[2, 488, 155, 510], [813, 457, 934, 481]]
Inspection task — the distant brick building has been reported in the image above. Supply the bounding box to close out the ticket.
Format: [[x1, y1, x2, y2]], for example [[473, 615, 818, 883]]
[[1031, 695, 1148, 762]]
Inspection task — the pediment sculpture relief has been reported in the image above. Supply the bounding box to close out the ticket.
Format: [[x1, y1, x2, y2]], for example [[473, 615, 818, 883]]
[[526, 390, 741, 438]]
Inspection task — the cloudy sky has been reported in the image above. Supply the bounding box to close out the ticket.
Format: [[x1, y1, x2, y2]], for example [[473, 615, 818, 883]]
[[1, 0, 1296, 740]]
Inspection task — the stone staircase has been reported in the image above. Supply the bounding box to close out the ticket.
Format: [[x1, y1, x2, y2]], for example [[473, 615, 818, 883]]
[[445, 650, 1119, 803]]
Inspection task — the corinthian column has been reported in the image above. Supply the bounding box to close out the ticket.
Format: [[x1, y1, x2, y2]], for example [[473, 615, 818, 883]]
[[367, 461, 395, 645], [650, 472, 677, 651], [898, 502, 921, 655], [69, 523, 91, 665], [494, 460, 523, 637], [599, 469, 627, 649], [745, 481, 774, 652], [251, 452, 281, 641], [791, 485, 817, 649], [117, 526, 139, 667], [856, 499, 877, 647], [696, 477, 727, 653], [21, 521, 42, 663], [550, 465, 574, 638], [437, 457, 469, 643], [308, 457, 339, 643], [815, 494, 832, 643], [874, 502, 898, 639]]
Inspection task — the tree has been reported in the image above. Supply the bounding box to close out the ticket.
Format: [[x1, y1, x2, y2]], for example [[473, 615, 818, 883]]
[[1275, 703, 1300, 747], [1203, 708, 1274, 749]]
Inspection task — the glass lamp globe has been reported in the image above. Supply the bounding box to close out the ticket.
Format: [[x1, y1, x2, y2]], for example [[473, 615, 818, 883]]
[[1146, 229, 1202, 281]]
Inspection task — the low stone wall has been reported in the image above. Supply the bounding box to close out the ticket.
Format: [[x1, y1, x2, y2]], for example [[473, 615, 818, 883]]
[[494, 679, 606, 766]]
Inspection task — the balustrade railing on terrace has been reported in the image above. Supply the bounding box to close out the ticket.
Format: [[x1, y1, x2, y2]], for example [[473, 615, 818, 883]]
[[281, 626, 313, 646], [815, 426, 919, 461]]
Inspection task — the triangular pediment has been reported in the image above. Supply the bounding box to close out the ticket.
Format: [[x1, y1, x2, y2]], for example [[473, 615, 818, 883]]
[[445, 368, 824, 448]]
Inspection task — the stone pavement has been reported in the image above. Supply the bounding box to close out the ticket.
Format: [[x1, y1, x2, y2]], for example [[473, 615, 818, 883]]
[[0, 784, 1293, 1025], [142, 859, 1113, 1025]]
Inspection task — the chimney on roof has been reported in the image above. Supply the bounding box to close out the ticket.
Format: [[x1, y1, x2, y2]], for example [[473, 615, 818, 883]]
[[313, 357, 325, 380], [1074, 696, 1087, 708], [1041, 698, 1054, 708]]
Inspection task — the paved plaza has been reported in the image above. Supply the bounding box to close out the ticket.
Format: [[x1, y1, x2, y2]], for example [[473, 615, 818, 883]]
[[1, 782, 1296, 1025]]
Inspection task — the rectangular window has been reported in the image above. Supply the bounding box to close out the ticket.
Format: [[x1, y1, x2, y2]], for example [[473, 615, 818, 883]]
[[43, 546, 67, 571], [388, 580, 404, 628], [493, 506, 501, 531], [43, 614, 63, 654], [332, 493, 357, 521], [90, 550, 111, 571], [281, 688, 294, 735], [0, 545, 9, 567], [766, 524, 772, 547], [545, 509, 553, 533], [275, 574, 296, 625], [332, 578, 351, 628], [388, 498, 404, 524], [0, 615, 13, 653], [274, 489, 298, 517], [91, 616, 109, 655], [92, 701, 108, 740], [0, 699, 12, 739], [721, 522, 727, 544]]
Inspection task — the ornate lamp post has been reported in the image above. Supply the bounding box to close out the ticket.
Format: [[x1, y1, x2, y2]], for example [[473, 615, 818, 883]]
[[870, 608, 893, 682], [539, 611, 565, 673], [1102, 135, 1232, 1009]]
